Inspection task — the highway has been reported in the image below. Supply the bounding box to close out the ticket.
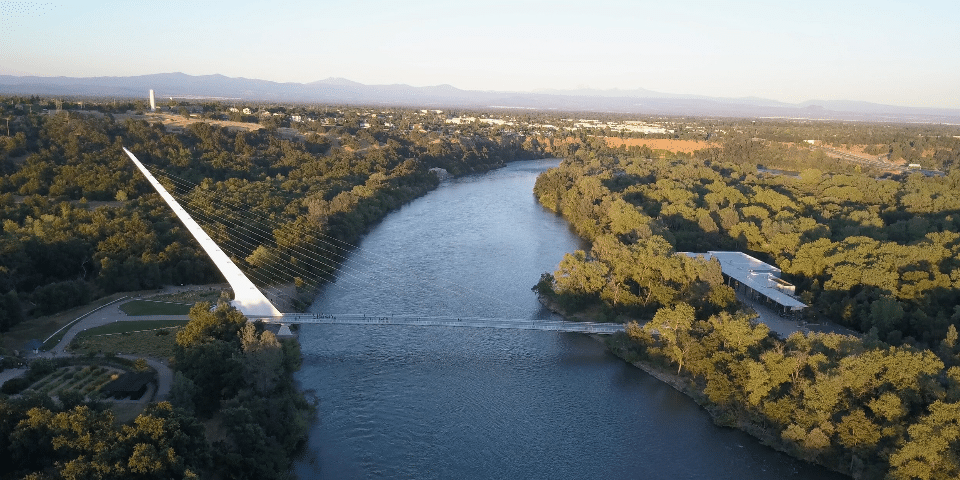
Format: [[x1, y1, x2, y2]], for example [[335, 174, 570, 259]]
[[817, 146, 944, 176]]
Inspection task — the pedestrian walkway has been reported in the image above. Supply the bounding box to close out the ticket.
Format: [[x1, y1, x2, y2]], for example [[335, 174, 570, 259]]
[[2, 292, 190, 401]]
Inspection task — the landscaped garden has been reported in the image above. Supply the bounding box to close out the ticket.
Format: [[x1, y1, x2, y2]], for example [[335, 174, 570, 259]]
[[68, 320, 188, 358], [0, 357, 147, 401]]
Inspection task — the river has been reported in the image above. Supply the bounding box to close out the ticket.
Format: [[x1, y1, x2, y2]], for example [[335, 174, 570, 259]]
[[293, 159, 846, 479]]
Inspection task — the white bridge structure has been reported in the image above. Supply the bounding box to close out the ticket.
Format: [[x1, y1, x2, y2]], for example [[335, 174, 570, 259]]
[[123, 147, 625, 335], [255, 313, 625, 334]]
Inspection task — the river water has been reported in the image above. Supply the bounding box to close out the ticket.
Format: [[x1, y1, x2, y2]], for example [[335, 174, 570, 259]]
[[294, 159, 846, 479]]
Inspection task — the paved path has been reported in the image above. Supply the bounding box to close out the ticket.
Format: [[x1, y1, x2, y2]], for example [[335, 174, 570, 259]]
[[51, 301, 186, 402], [50, 305, 188, 355], [119, 355, 173, 401], [267, 313, 625, 334], [1, 293, 191, 400], [738, 294, 857, 338], [0, 368, 27, 388]]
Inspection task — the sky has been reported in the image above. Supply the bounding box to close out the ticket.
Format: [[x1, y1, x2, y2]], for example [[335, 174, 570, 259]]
[[1, 0, 958, 108]]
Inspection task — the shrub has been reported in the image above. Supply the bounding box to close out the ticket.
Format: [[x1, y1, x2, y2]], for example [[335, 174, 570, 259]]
[[134, 358, 149, 372], [28, 358, 56, 378], [1, 376, 30, 394], [1, 356, 23, 369]]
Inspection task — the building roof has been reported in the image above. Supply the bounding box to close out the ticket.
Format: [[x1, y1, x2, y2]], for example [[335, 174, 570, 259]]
[[681, 251, 807, 310]]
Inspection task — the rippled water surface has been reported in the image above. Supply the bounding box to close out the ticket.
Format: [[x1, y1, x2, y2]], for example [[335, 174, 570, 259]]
[[294, 160, 845, 479]]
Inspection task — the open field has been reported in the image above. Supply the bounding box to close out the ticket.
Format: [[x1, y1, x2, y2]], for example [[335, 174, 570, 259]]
[[120, 300, 193, 316], [115, 112, 263, 132], [149, 286, 228, 305], [69, 320, 186, 358], [113, 112, 309, 142], [603, 137, 713, 153], [2, 285, 226, 355]]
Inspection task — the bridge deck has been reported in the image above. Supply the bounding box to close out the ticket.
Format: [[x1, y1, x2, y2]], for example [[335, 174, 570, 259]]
[[253, 313, 625, 334]]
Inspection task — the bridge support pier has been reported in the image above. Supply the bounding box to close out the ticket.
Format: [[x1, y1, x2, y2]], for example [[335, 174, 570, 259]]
[[277, 323, 295, 338]]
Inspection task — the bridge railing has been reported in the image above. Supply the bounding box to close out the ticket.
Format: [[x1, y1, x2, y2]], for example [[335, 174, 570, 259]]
[[247, 313, 625, 334]]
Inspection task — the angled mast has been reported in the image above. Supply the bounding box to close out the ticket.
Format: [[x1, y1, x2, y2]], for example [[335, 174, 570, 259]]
[[123, 147, 282, 317]]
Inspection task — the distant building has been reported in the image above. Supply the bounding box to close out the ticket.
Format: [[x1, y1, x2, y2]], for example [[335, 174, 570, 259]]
[[149, 90, 156, 112]]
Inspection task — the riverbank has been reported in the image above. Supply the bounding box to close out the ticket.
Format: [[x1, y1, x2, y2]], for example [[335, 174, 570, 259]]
[[602, 338, 850, 477], [539, 294, 851, 478]]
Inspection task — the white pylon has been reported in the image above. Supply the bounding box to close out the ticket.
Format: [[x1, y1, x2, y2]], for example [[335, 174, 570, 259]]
[[123, 147, 282, 318]]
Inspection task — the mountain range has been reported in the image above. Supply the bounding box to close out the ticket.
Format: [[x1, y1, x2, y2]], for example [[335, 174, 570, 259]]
[[1, 72, 958, 123]]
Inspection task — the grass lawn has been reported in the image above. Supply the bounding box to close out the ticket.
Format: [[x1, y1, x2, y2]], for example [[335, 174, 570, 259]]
[[2, 285, 222, 355], [150, 288, 226, 305], [120, 300, 193, 316], [69, 320, 188, 358]]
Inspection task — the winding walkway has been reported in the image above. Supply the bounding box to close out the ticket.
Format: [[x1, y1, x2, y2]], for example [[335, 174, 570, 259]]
[[2, 290, 194, 401]]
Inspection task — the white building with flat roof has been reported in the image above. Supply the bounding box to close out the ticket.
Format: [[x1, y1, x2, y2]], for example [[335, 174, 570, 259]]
[[681, 251, 807, 314]]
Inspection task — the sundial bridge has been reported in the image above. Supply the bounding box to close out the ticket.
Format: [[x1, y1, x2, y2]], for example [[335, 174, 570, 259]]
[[123, 147, 625, 335]]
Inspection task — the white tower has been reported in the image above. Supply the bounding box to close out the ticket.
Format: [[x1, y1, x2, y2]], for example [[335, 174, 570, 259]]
[[149, 89, 156, 112]]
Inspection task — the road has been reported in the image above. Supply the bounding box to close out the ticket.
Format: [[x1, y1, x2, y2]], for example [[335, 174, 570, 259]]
[[817, 146, 944, 176]]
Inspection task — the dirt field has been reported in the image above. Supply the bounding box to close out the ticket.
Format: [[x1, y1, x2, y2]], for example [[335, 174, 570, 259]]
[[115, 112, 264, 133], [603, 137, 713, 153]]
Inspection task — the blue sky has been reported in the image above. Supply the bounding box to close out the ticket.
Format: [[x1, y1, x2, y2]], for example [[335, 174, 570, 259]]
[[1, 0, 958, 108]]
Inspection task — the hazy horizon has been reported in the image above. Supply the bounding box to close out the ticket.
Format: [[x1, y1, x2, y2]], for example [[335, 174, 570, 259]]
[[1, 0, 958, 109]]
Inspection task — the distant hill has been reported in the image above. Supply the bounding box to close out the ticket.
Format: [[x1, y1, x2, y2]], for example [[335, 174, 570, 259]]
[[1, 72, 958, 123]]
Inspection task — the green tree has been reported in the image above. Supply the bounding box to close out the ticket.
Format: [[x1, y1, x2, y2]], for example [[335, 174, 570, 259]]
[[175, 301, 247, 348], [644, 303, 696, 373], [889, 401, 960, 480]]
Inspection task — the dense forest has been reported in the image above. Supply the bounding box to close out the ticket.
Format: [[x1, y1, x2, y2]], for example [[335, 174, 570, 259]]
[[533, 132, 960, 478], [0, 97, 546, 330]]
